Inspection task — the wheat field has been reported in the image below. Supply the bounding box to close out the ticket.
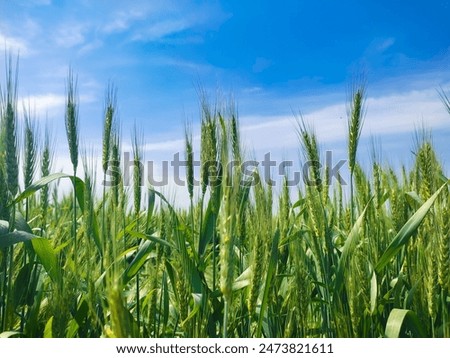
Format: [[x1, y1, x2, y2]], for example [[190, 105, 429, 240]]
[[0, 56, 449, 338]]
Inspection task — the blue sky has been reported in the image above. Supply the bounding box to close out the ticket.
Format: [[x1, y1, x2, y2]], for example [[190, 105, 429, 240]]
[[1, 0, 450, 199]]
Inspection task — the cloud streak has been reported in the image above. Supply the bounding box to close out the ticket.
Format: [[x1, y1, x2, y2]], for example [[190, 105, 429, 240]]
[[54, 23, 87, 48], [20, 93, 65, 115], [101, 0, 228, 43], [0, 32, 30, 56]]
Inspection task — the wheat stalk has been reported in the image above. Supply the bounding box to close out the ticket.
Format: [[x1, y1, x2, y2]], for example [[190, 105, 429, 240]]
[[2, 55, 19, 199], [184, 123, 194, 202], [65, 68, 80, 277], [65, 69, 79, 174], [131, 124, 144, 334], [102, 83, 116, 174], [347, 83, 366, 223], [296, 116, 322, 192], [40, 125, 53, 234]]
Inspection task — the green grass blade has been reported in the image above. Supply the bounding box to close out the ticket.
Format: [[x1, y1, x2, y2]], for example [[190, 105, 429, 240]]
[[13, 263, 33, 308], [198, 198, 216, 257], [370, 267, 377, 314], [10, 173, 73, 206], [257, 228, 279, 337], [31, 237, 61, 284], [162, 271, 170, 331], [146, 187, 156, 233], [0, 331, 25, 338], [385, 308, 426, 337], [0, 220, 8, 235], [70, 176, 103, 256], [232, 266, 252, 291], [10, 173, 103, 255], [44, 316, 53, 338], [164, 261, 178, 302], [181, 293, 202, 326], [375, 181, 449, 273], [126, 230, 176, 250], [334, 199, 371, 296], [150, 188, 203, 293], [0, 230, 35, 248], [123, 240, 154, 284]]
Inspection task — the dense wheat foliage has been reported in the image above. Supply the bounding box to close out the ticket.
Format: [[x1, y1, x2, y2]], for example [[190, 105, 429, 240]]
[[0, 58, 449, 338]]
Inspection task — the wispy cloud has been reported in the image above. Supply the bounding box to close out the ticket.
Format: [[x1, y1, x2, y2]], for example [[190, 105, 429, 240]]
[[78, 39, 103, 55], [102, 8, 147, 34], [364, 89, 448, 135], [21, 93, 65, 115], [2, 1, 229, 65], [371, 37, 396, 54], [149, 55, 212, 73], [54, 23, 87, 48], [101, 0, 229, 43], [143, 138, 186, 152], [0, 32, 30, 56], [19, 92, 97, 120], [358, 37, 398, 69], [131, 18, 191, 41], [242, 87, 263, 94]]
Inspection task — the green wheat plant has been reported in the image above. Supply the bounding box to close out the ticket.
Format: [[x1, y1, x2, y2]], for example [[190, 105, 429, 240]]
[[0, 56, 449, 338]]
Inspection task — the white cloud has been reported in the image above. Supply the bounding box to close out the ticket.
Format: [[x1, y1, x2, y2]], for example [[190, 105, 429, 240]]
[[102, 7, 152, 34], [243, 87, 263, 94], [20, 93, 65, 116], [142, 138, 186, 152], [364, 37, 396, 57], [78, 39, 103, 55], [376, 38, 395, 52], [132, 18, 190, 41], [0, 32, 30, 56], [149, 56, 212, 73], [54, 23, 86, 48], [364, 89, 448, 135], [19, 92, 96, 120], [101, 1, 229, 43], [100, 1, 184, 35]]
